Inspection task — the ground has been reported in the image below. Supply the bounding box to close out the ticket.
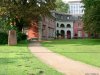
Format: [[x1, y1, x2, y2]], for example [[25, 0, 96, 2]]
[[29, 40, 100, 75], [41, 39, 100, 67], [0, 39, 100, 75], [0, 41, 62, 75]]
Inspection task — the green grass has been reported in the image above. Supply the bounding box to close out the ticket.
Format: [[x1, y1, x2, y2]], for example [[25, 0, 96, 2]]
[[0, 41, 63, 75], [41, 39, 100, 67]]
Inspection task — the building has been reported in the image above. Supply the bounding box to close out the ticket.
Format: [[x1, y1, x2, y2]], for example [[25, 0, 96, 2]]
[[52, 11, 88, 39], [26, 15, 56, 40], [73, 16, 88, 38], [26, 10, 88, 40], [68, 1, 89, 38], [42, 16, 56, 40], [68, 1, 84, 15], [52, 11, 74, 39]]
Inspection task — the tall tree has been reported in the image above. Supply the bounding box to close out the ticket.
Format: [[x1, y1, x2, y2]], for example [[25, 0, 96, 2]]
[[0, 0, 56, 29], [0, 0, 56, 41], [82, 0, 100, 34], [55, 0, 68, 13]]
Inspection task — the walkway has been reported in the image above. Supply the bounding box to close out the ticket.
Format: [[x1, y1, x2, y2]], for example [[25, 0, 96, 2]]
[[28, 41, 100, 75]]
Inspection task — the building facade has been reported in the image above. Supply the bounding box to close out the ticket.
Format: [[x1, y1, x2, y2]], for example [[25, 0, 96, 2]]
[[52, 11, 74, 39], [73, 18, 88, 38], [26, 15, 56, 40], [68, 1, 89, 38], [26, 10, 89, 40], [42, 16, 56, 40]]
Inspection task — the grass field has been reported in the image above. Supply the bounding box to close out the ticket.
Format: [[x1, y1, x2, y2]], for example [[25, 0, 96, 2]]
[[0, 41, 63, 75], [41, 39, 100, 67]]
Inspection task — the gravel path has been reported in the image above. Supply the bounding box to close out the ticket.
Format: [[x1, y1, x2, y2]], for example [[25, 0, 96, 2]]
[[28, 41, 100, 75]]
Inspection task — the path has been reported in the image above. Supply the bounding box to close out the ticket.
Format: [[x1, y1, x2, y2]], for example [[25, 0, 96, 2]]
[[28, 41, 100, 75]]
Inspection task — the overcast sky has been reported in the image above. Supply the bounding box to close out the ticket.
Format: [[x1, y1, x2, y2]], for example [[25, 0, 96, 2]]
[[62, 0, 81, 3]]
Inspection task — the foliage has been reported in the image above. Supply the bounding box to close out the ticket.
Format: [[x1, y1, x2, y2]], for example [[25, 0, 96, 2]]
[[0, 0, 56, 37], [0, 0, 56, 41], [55, 0, 69, 13], [82, 0, 100, 33], [14, 17, 25, 31], [17, 32, 27, 42], [0, 0, 56, 19], [0, 16, 11, 32], [0, 32, 8, 44]]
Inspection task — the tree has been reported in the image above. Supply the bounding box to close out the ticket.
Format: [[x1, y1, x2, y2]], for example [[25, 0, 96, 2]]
[[55, 0, 69, 13], [0, 0, 56, 41], [0, 0, 56, 29], [82, 0, 100, 34]]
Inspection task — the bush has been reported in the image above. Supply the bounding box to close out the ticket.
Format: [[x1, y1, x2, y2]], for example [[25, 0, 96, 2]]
[[0, 32, 8, 44], [17, 32, 27, 42]]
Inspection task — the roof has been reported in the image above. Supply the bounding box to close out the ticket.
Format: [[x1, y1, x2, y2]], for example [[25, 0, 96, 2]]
[[50, 10, 83, 22], [51, 10, 71, 16]]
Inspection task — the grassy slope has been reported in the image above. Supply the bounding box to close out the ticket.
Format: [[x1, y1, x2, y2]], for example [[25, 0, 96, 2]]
[[0, 41, 63, 75], [41, 39, 100, 67]]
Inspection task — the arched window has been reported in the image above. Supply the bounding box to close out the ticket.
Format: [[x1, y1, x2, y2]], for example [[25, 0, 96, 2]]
[[57, 23, 59, 27], [57, 30, 59, 34], [56, 30, 60, 38], [60, 30, 65, 38], [67, 24, 71, 28], [67, 30, 71, 39], [60, 24, 65, 28]]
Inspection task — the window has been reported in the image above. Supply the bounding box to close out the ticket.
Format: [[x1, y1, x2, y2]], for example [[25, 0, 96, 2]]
[[60, 24, 65, 28], [56, 30, 60, 37], [61, 16, 63, 19], [67, 17, 70, 19], [57, 30, 59, 34], [57, 23, 59, 27], [67, 24, 71, 28], [42, 25, 46, 30]]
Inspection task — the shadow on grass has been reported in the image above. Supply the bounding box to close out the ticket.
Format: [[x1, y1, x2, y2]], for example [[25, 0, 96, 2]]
[[0, 56, 33, 65], [41, 39, 100, 46], [0, 40, 28, 47], [1, 39, 100, 48], [0, 58, 16, 64]]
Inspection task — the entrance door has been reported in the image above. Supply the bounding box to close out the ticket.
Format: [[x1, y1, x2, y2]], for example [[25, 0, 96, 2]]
[[61, 30, 65, 39], [78, 31, 82, 38], [67, 30, 71, 39]]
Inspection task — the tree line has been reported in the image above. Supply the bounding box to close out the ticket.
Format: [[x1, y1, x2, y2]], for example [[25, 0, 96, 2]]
[[82, 0, 100, 35]]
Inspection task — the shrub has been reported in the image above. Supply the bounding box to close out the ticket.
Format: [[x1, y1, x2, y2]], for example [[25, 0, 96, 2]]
[[17, 32, 27, 42], [0, 32, 8, 44]]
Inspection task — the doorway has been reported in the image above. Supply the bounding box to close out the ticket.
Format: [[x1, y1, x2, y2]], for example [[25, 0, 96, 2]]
[[67, 30, 71, 39], [61, 30, 65, 39]]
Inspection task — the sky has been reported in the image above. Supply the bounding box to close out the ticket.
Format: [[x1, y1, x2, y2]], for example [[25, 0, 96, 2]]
[[62, 0, 81, 3]]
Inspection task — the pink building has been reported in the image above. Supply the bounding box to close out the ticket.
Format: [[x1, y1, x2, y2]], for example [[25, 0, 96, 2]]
[[26, 16, 55, 40], [73, 20, 88, 38], [42, 16, 56, 40]]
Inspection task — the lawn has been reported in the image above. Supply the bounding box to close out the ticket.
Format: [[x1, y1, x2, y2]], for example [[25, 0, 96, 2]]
[[0, 41, 63, 75], [41, 39, 100, 67]]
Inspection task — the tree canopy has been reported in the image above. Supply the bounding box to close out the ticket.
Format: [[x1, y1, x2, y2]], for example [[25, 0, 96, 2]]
[[82, 0, 100, 33], [0, 0, 56, 31], [0, 0, 56, 18], [55, 0, 68, 13]]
